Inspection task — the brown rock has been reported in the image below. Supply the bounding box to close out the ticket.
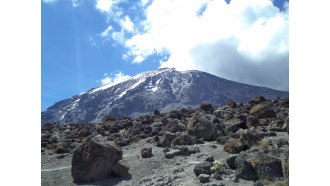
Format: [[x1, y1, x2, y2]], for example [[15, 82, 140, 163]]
[[141, 147, 153, 158], [227, 100, 237, 108], [224, 138, 244, 154], [250, 103, 276, 119], [71, 136, 123, 182], [249, 96, 266, 104]]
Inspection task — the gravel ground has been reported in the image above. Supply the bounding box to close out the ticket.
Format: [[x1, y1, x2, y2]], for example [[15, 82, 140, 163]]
[[42, 132, 288, 186]]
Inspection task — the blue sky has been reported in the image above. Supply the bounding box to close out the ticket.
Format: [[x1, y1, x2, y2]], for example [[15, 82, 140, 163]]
[[42, 0, 289, 111]]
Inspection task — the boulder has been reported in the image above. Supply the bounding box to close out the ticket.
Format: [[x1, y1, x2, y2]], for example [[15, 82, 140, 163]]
[[71, 136, 123, 182], [249, 96, 266, 104], [223, 118, 246, 135], [246, 116, 259, 128], [176, 146, 200, 156], [193, 162, 213, 177], [163, 119, 185, 133], [252, 154, 283, 181], [112, 160, 130, 178], [141, 147, 153, 158], [238, 130, 261, 148], [223, 138, 244, 154], [187, 116, 216, 141], [226, 155, 237, 169], [164, 149, 181, 159], [199, 103, 215, 113], [171, 134, 198, 147], [227, 100, 237, 108], [114, 137, 129, 147], [157, 132, 177, 148], [198, 174, 210, 183], [250, 103, 276, 119]]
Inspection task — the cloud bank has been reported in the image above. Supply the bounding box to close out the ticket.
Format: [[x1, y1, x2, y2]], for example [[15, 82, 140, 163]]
[[95, 0, 289, 91]]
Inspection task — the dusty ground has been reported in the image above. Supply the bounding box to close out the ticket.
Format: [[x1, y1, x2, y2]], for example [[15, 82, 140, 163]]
[[42, 131, 289, 186]]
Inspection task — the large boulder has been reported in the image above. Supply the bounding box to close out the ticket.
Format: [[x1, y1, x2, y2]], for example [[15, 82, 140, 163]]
[[237, 130, 261, 149], [163, 119, 185, 133], [250, 103, 276, 119], [223, 138, 245, 154], [187, 116, 216, 141], [252, 154, 283, 181], [157, 132, 177, 148], [171, 134, 198, 147], [223, 118, 246, 135], [112, 160, 130, 178], [71, 136, 123, 182]]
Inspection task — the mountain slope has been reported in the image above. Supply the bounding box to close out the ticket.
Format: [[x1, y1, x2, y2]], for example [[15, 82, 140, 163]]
[[42, 68, 288, 124]]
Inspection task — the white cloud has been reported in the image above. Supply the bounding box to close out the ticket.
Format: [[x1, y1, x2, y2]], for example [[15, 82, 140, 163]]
[[120, 16, 134, 32], [98, 71, 131, 86], [100, 25, 113, 38], [42, 0, 58, 4], [95, 0, 113, 14], [117, 0, 289, 90]]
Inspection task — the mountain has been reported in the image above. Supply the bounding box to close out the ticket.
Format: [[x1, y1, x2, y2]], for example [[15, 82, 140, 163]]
[[42, 68, 288, 124]]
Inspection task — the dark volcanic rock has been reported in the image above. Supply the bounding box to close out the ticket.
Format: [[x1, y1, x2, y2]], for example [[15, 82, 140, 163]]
[[157, 132, 177, 148], [193, 162, 213, 177], [71, 136, 123, 182], [164, 149, 181, 159], [250, 103, 276, 119], [249, 96, 266, 104], [227, 100, 237, 108], [246, 116, 259, 128], [141, 147, 153, 158], [252, 154, 283, 181], [171, 134, 198, 147], [223, 118, 246, 135], [187, 116, 215, 141], [112, 160, 130, 178], [198, 174, 210, 183]]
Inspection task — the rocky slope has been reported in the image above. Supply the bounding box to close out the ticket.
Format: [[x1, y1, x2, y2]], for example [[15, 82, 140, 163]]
[[42, 68, 288, 124], [41, 96, 289, 186]]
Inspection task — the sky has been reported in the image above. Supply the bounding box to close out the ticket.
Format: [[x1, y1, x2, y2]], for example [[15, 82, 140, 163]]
[[42, 0, 289, 111]]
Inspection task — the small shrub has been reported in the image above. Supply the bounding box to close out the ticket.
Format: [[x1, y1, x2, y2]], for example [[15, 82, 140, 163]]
[[211, 160, 227, 174]]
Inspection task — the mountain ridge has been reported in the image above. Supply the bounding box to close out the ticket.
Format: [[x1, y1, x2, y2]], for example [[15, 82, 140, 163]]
[[42, 68, 288, 124]]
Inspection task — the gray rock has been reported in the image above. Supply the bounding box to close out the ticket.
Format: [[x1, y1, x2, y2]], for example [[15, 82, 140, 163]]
[[171, 134, 198, 147], [253, 154, 283, 181], [193, 162, 212, 177], [165, 149, 181, 159], [246, 116, 259, 128], [157, 132, 177, 148], [213, 172, 223, 180], [71, 136, 123, 182], [205, 155, 215, 162], [112, 160, 130, 178], [223, 118, 246, 135], [198, 174, 210, 183], [226, 155, 237, 169]]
